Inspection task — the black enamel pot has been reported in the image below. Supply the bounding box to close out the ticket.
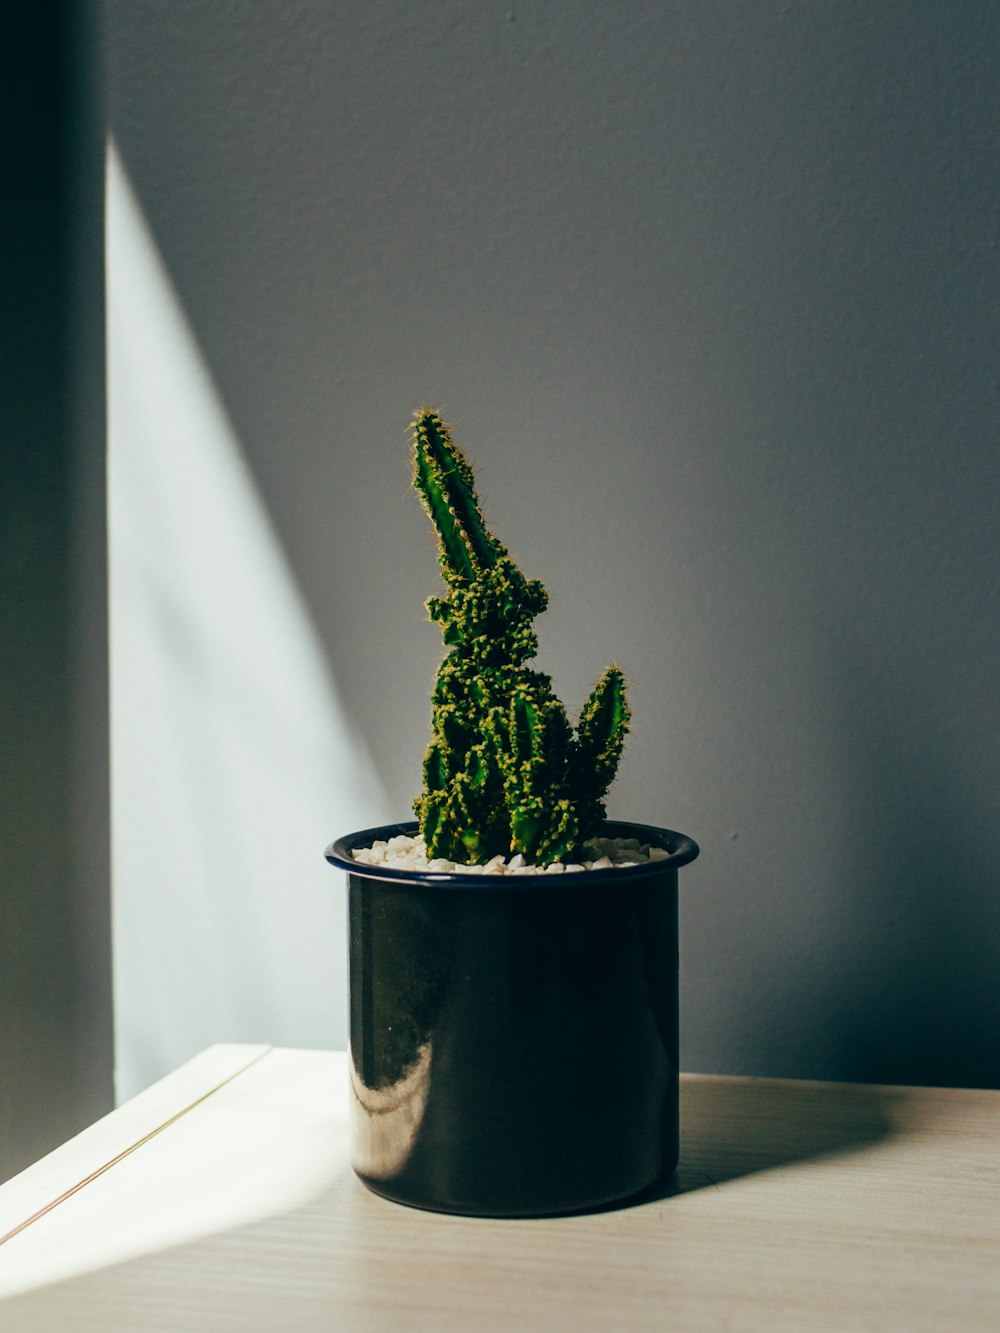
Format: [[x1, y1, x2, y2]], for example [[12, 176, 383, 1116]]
[[324, 818, 699, 1217]]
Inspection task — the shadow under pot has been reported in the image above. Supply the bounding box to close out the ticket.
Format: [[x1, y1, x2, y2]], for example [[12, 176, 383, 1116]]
[[324, 819, 699, 1218]]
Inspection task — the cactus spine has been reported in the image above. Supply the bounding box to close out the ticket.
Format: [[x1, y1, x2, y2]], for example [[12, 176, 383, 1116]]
[[411, 408, 631, 866]]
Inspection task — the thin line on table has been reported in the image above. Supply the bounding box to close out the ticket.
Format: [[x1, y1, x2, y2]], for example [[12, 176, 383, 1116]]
[[0, 1046, 273, 1247]]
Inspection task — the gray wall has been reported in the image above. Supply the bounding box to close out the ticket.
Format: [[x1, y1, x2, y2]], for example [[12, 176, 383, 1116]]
[[107, 2, 1000, 1089], [1, 4, 112, 1178]]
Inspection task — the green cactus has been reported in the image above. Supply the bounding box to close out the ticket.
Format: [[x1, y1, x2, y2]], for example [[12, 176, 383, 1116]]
[[411, 408, 631, 866]]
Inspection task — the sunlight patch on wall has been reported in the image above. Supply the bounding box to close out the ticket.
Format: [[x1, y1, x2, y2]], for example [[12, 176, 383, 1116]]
[[106, 141, 388, 1102]]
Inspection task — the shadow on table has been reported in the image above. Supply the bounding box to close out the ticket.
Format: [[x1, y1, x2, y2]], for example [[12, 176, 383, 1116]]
[[609, 1074, 906, 1211], [0, 1076, 929, 1327]]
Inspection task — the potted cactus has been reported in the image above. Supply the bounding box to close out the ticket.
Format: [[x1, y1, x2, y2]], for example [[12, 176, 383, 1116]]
[[325, 409, 699, 1217]]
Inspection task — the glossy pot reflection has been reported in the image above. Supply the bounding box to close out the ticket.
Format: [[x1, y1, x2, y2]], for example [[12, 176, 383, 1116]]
[[325, 820, 699, 1217]]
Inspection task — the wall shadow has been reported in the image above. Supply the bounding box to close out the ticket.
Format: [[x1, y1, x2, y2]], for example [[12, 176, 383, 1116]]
[[827, 653, 1000, 1092]]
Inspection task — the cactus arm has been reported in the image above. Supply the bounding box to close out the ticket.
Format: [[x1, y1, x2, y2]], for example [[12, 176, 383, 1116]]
[[412, 409, 498, 581], [573, 665, 631, 801], [422, 741, 449, 793], [498, 676, 577, 860], [534, 800, 581, 865], [412, 429, 476, 581], [507, 680, 572, 787]]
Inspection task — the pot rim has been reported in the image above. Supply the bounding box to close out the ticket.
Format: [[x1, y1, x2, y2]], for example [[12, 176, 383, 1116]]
[[325, 818, 699, 890]]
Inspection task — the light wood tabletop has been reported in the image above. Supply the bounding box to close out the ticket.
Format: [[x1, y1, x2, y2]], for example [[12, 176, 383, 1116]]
[[0, 1045, 997, 1331]]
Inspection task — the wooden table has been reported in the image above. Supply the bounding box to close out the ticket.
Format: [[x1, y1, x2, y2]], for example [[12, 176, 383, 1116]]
[[1, 1046, 997, 1330]]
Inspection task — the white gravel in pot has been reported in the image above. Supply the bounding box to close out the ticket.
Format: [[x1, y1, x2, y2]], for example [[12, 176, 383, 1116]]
[[350, 832, 672, 875]]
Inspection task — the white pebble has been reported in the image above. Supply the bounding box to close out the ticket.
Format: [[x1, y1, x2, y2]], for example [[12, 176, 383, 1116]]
[[347, 834, 671, 875]]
